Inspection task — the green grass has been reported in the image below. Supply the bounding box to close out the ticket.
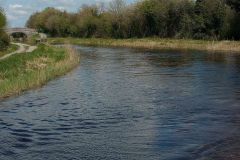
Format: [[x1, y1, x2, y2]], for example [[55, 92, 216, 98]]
[[0, 44, 80, 99], [0, 44, 19, 58], [48, 38, 240, 53]]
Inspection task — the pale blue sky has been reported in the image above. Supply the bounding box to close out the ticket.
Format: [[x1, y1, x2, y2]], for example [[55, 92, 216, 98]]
[[0, 0, 135, 27]]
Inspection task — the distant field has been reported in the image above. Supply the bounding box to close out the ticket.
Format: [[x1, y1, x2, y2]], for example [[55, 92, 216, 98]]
[[49, 38, 240, 53]]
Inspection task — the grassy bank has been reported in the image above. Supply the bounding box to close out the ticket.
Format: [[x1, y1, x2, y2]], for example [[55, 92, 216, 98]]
[[49, 38, 240, 53], [0, 44, 80, 99], [0, 44, 19, 58]]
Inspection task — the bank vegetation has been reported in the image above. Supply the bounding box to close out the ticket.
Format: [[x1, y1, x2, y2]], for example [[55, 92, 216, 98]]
[[0, 8, 9, 50], [0, 44, 19, 58], [49, 38, 240, 53], [0, 45, 80, 99]]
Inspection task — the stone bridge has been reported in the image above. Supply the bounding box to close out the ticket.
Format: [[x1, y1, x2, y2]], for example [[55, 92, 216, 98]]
[[5, 28, 38, 38]]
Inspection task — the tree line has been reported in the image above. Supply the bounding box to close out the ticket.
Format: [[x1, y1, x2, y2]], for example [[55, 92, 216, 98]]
[[6, 1, 235, 41], [26, 0, 240, 40], [0, 8, 9, 50]]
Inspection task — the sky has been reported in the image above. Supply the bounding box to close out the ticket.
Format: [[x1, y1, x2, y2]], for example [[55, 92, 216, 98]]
[[0, 0, 134, 27]]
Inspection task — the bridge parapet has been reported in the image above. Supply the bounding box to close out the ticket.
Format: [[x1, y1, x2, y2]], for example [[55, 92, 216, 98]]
[[5, 28, 38, 37]]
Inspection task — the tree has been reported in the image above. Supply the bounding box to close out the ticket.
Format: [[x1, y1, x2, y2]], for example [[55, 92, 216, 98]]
[[74, 5, 100, 37], [27, 8, 73, 37], [166, 0, 195, 38], [226, 0, 240, 12], [0, 8, 9, 50], [0, 9, 6, 28], [108, 0, 130, 38], [177, 0, 195, 38], [133, 0, 169, 37], [194, 0, 226, 39], [109, 0, 126, 16], [225, 0, 240, 40]]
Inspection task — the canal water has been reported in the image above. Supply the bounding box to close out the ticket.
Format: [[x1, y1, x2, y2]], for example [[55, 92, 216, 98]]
[[1, 46, 240, 160]]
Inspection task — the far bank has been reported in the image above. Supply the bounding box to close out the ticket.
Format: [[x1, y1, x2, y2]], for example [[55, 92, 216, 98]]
[[49, 38, 240, 53]]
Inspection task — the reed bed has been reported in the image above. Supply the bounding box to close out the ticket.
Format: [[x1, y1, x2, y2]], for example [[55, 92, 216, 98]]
[[49, 38, 240, 53]]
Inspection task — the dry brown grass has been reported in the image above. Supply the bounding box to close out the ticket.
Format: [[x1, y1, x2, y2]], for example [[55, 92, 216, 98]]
[[26, 57, 52, 70], [49, 38, 240, 53]]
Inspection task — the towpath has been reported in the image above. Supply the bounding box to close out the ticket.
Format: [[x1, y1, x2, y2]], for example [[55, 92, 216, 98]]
[[0, 43, 37, 60]]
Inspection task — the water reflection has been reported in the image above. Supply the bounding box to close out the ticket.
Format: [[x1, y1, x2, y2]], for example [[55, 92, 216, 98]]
[[0, 46, 240, 160]]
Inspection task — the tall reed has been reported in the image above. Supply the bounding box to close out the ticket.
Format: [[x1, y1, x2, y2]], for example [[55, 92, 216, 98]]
[[49, 38, 240, 53]]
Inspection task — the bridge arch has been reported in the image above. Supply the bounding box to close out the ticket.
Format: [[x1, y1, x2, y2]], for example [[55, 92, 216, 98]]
[[5, 28, 38, 39], [11, 32, 27, 38], [4, 28, 47, 43]]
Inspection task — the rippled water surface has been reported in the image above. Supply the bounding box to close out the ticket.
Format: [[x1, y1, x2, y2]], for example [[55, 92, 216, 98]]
[[1, 46, 240, 160]]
